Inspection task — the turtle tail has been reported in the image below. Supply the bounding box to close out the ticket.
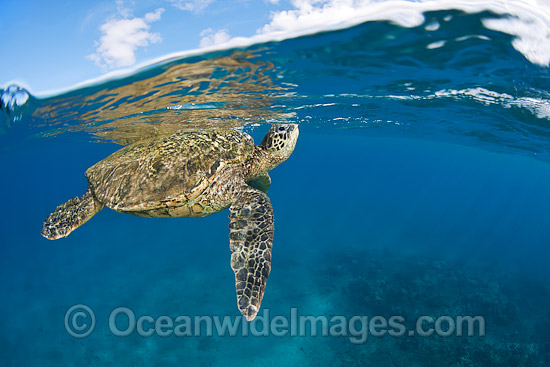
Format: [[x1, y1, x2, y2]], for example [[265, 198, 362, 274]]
[[41, 188, 104, 240]]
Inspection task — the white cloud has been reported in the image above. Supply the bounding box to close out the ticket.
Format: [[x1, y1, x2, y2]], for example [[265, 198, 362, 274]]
[[116, 0, 135, 18], [199, 28, 231, 47], [145, 7, 165, 22], [169, 0, 214, 12], [88, 8, 165, 69]]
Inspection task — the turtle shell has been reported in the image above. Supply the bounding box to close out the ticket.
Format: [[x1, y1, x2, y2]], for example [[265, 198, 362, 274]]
[[85, 129, 254, 211]]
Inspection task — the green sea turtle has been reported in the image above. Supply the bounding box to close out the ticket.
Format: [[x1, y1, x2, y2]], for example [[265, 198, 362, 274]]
[[41, 124, 299, 320]]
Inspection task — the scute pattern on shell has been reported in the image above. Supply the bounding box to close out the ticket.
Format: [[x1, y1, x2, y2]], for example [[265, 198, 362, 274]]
[[85, 129, 254, 211]]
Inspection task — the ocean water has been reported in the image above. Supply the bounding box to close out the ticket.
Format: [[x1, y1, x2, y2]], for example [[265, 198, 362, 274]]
[[2, 8, 550, 367]]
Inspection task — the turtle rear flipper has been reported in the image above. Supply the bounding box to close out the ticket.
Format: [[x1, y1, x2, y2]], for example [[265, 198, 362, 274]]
[[229, 186, 274, 321], [41, 188, 104, 240]]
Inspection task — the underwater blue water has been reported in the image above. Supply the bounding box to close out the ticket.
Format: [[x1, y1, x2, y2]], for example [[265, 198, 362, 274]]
[[1, 9, 550, 367]]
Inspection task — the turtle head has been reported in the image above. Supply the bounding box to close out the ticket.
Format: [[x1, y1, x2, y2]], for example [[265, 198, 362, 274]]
[[259, 124, 299, 164]]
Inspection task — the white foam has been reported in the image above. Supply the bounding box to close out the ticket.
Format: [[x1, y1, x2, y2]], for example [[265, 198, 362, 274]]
[[6, 0, 549, 97], [425, 21, 440, 31], [320, 87, 550, 120], [427, 40, 446, 49], [257, 0, 550, 66], [395, 87, 550, 120]]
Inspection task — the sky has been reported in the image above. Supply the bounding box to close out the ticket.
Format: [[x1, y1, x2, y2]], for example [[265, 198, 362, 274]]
[[1, 0, 285, 94], [1, 0, 549, 96]]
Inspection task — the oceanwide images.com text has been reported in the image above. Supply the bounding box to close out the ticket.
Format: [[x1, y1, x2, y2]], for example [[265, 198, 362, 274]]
[[65, 305, 485, 344]]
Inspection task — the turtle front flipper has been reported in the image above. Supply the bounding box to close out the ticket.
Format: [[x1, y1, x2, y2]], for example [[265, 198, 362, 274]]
[[41, 188, 104, 240], [229, 186, 274, 321]]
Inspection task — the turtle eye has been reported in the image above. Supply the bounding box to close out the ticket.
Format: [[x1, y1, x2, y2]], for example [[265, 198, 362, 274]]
[[278, 126, 286, 132]]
